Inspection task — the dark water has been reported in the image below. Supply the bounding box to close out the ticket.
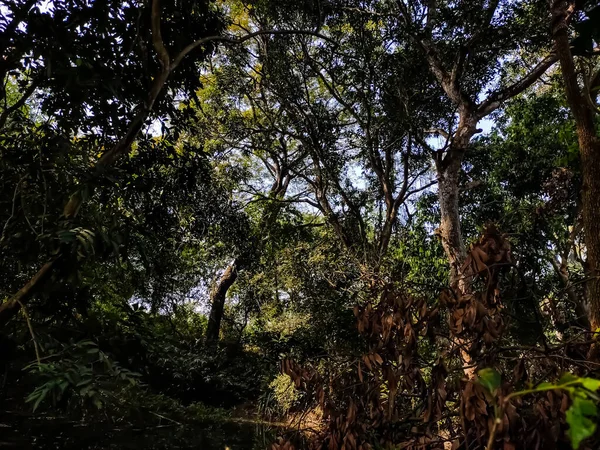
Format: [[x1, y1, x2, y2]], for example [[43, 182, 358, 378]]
[[0, 415, 281, 449]]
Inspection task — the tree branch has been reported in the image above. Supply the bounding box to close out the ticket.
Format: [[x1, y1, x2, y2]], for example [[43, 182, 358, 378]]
[[0, 258, 58, 326], [425, 128, 450, 140], [172, 29, 336, 70], [151, 0, 171, 69], [397, 0, 471, 108], [475, 54, 558, 119], [0, 23, 338, 328], [0, 78, 40, 129]]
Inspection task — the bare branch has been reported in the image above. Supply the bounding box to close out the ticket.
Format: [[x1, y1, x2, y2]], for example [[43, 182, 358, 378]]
[[406, 179, 437, 197], [305, 53, 364, 126], [397, 0, 471, 108], [425, 0, 437, 30], [0, 180, 21, 247], [450, 46, 468, 88], [0, 258, 58, 325]]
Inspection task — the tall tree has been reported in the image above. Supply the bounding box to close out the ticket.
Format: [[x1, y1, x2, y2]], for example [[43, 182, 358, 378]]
[[0, 0, 227, 325], [395, 0, 557, 293], [550, 0, 600, 340], [238, 4, 435, 274], [0, 0, 329, 328]]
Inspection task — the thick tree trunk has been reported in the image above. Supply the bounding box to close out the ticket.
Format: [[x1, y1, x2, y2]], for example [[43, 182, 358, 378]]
[[205, 260, 239, 347], [435, 114, 478, 293], [435, 115, 479, 378], [551, 1, 600, 340], [437, 158, 467, 291], [579, 132, 600, 332], [438, 174, 477, 379]]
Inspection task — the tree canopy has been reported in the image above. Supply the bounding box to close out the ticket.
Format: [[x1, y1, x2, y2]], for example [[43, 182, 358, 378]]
[[2, 0, 600, 449]]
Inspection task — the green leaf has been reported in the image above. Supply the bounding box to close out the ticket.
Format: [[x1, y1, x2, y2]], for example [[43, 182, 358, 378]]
[[64, 372, 75, 385], [581, 378, 600, 392], [58, 380, 69, 393], [575, 397, 597, 417], [559, 373, 578, 385], [566, 396, 598, 449], [85, 389, 97, 398], [27, 388, 48, 412], [76, 378, 92, 387], [25, 389, 41, 404], [477, 368, 501, 394], [58, 231, 76, 242]]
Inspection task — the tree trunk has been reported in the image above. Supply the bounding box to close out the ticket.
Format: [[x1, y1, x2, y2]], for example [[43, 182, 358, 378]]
[[435, 114, 478, 293], [202, 170, 290, 346], [435, 115, 479, 378], [579, 133, 600, 333], [437, 157, 468, 291], [205, 260, 239, 347], [551, 1, 600, 341], [551, 256, 590, 330]]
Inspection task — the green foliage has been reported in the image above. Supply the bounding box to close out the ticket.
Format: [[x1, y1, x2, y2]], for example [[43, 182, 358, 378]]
[[1, 0, 226, 134], [557, 375, 600, 450], [477, 368, 502, 395], [1, 0, 599, 448], [24, 340, 140, 412], [571, 5, 600, 54], [262, 373, 301, 417]]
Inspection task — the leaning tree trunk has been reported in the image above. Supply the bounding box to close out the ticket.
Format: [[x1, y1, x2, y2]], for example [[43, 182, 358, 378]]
[[203, 169, 291, 346], [438, 160, 477, 379], [205, 260, 239, 347], [551, 1, 600, 341]]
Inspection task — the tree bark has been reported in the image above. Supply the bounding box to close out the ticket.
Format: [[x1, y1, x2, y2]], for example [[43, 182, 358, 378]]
[[550, 256, 590, 329], [397, 0, 557, 375], [205, 260, 239, 347], [579, 132, 600, 333], [437, 156, 467, 290], [435, 112, 479, 293], [551, 0, 600, 339]]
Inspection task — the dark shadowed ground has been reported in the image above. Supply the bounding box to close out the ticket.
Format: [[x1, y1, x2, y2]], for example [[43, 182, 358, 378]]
[[0, 412, 281, 449]]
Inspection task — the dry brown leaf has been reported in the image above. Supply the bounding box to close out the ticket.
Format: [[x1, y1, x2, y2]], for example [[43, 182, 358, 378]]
[[374, 353, 383, 365]]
